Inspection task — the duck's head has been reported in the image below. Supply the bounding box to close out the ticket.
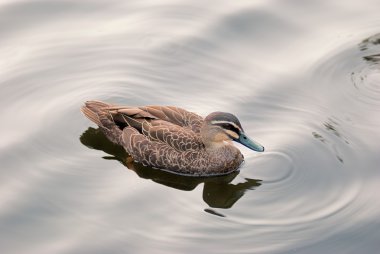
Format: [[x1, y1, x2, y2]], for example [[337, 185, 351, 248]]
[[201, 112, 264, 152]]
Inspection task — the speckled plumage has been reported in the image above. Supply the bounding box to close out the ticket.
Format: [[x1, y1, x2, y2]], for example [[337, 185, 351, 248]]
[[81, 100, 263, 176]]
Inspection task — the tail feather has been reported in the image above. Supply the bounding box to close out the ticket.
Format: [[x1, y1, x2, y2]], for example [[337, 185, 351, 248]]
[[81, 100, 112, 126], [81, 106, 102, 126], [84, 100, 111, 111], [81, 100, 123, 145]]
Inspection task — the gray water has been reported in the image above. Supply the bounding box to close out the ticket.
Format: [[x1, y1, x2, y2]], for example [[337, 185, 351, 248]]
[[1, 0, 380, 253]]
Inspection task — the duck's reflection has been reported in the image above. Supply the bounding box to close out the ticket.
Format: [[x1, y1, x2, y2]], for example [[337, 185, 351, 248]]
[[80, 127, 261, 209]]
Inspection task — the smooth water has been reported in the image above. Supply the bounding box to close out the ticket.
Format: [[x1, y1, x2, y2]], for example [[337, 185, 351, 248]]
[[1, 0, 380, 253]]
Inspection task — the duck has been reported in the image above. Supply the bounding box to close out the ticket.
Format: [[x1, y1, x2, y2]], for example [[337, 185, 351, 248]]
[[81, 100, 264, 176]]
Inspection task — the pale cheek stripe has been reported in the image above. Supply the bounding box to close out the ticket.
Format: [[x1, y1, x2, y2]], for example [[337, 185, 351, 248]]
[[225, 130, 239, 139]]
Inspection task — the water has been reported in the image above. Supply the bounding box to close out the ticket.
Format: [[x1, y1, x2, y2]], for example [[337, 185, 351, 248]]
[[1, 0, 380, 253]]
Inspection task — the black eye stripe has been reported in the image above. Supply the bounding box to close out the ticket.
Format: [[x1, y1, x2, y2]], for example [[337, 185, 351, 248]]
[[215, 123, 240, 135]]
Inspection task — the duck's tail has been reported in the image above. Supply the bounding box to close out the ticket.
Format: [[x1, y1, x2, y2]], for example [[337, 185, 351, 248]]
[[81, 100, 123, 145], [81, 100, 111, 126]]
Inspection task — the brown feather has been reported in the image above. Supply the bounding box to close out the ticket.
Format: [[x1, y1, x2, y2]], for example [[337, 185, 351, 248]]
[[81, 106, 102, 126]]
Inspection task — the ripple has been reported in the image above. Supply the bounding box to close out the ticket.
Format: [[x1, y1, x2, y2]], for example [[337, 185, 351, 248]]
[[352, 33, 380, 108], [310, 33, 380, 112], [212, 119, 366, 252], [248, 151, 295, 184], [351, 61, 380, 107]]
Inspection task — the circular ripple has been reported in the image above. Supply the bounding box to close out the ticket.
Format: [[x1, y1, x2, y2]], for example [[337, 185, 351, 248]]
[[351, 67, 380, 106], [247, 151, 295, 184], [309, 33, 380, 111]]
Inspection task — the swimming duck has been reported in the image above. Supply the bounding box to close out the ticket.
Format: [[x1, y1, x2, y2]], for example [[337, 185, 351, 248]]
[[81, 100, 264, 176]]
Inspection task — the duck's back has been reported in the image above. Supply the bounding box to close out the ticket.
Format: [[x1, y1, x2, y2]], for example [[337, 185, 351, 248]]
[[81, 101, 203, 145]]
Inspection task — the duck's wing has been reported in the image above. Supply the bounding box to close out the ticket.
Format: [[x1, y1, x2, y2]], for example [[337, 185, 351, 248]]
[[82, 101, 205, 151], [117, 113, 204, 151], [139, 106, 203, 133], [107, 105, 205, 151]]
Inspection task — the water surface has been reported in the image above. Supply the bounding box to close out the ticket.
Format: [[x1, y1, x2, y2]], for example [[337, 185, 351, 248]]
[[1, 0, 380, 253]]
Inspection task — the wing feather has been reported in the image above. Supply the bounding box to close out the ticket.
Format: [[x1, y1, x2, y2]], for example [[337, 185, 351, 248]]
[[82, 101, 205, 152], [141, 106, 203, 132], [140, 121, 203, 151]]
